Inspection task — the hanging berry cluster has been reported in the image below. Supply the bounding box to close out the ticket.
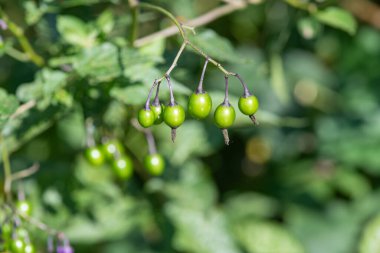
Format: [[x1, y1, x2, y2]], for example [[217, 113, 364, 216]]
[[137, 56, 259, 145], [1, 193, 74, 253]]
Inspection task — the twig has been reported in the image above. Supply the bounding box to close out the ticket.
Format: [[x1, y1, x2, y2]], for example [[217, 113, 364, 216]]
[[10, 100, 36, 119], [135, 2, 247, 47], [0, 8, 44, 66], [11, 163, 40, 182], [4, 203, 59, 235], [129, 0, 139, 45], [1, 137, 12, 202]]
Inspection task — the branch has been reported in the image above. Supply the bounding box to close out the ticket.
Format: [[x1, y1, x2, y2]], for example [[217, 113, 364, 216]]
[[0, 9, 45, 66], [10, 100, 36, 119], [11, 163, 40, 182], [134, 2, 247, 47], [3, 203, 59, 235], [1, 137, 12, 202]]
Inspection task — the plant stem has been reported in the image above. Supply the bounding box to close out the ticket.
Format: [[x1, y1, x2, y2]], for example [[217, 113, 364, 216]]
[[235, 73, 251, 97], [129, 0, 139, 46], [223, 76, 230, 105], [0, 9, 44, 66], [161, 42, 187, 81], [145, 80, 158, 110], [1, 137, 12, 202], [165, 75, 175, 106], [138, 3, 186, 40], [153, 82, 161, 106], [197, 58, 209, 93], [134, 2, 247, 47], [4, 203, 59, 235], [138, 3, 238, 77], [130, 119, 157, 154]]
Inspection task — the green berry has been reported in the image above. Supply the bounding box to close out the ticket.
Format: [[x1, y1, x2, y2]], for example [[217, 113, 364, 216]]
[[11, 238, 24, 253], [103, 140, 124, 160], [238, 95, 259, 116], [1, 223, 12, 240], [112, 155, 133, 180], [24, 243, 36, 253], [16, 200, 32, 216], [214, 103, 236, 129], [164, 104, 185, 128], [151, 104, 164, 124], [144, 154, 165, 176], [138, 109, 155, 128], [188, 92, 212, 119], [85, 146, 105, 166]]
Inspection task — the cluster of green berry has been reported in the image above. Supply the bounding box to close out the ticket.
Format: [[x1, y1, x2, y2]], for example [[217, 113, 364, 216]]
[[1, 198, 35, 253], [1, 194, 74, 253], [1, 186, 73, 253], [137, 59, 259, 144], [1, 221, 35, 253], [84, 138, 165, 177]]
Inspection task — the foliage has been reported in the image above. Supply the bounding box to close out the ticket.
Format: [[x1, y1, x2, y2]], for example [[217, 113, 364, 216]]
[[1, 0, 380, 253]]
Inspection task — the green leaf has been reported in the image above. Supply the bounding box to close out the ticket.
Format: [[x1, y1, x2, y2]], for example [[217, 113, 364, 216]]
[[162, 162, 217, 210], [73, 43, 121, 81], [314, 7, 357, 35], [167, 205, 240, 253], [17, 69, 67, 102], [234, 221, 305, 253], [110, 85, 148, 106], [359, 214, 380, 253], [0, 89, 19, 131], [224, 193, 279, 221], [24, 1, 45, 25], [96, 9, 115, 35], [57, 15, 98, 47]]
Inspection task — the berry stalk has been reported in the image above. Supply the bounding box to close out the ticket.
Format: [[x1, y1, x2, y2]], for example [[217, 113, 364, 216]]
[[196, 58, 209, 94]]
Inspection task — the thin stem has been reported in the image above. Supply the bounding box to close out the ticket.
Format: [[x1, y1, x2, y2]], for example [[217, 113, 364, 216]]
[[162, 42, 187, 81], [153, 82, 161, 106], [145, 80, 158, 110], [223, 76, 230, 105], [2, 137, 12, 202], [3, 203, 59, 235], [134, 2, 247, 47], [130, 119, 157, 154], [5, 47, 29, 62], [197, 58, 209, 93], [165, 75, 175, 106], [186, 42, 235, 76], [0, 9, 44, 66], [85, 118, 96, 147], [138, 3, 186, 40], [234, 73, 251, 97], [11, 164, 39, 182], [129, 0, 139, 46]]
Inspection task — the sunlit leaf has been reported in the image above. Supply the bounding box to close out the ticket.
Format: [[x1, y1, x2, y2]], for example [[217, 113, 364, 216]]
[[314, 7, 357, 35]]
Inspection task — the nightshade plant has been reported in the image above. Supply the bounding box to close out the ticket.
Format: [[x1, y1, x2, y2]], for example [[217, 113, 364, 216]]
[[2, 0, 375, 252]]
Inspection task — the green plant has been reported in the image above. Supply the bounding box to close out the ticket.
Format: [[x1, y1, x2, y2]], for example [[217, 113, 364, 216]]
[[3, 0, 378, 253]]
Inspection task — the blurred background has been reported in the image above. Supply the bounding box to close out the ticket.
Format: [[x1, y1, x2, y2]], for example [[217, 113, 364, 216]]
[[1, 0, 380, 252]]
